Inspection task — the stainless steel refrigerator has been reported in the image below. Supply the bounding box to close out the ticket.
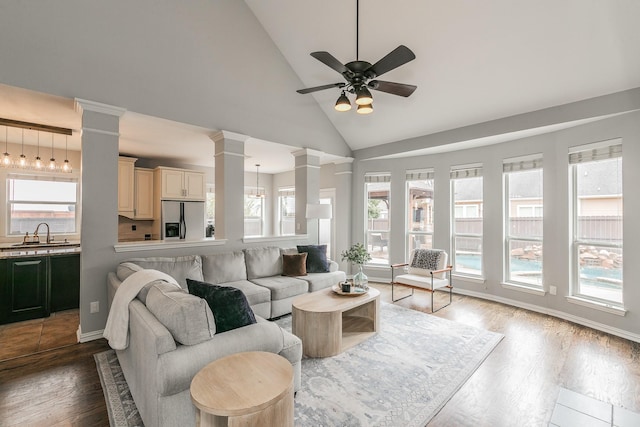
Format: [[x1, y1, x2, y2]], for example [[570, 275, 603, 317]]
[[161, 200, 206, 240]]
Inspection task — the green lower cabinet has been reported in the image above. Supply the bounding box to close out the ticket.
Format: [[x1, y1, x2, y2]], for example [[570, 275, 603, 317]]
[[1, 256, 50, 325], [50, 254, 80, 312]]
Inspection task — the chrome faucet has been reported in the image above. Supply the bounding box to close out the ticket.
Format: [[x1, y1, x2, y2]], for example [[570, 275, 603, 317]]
[[33, 223, 52, 244]]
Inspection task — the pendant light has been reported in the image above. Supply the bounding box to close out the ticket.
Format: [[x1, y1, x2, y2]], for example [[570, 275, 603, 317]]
[[357, 103, 373, 114], [334, 91, 352, 112], [62, 135, 72, 172], [49, 133, 57, 171], [34, 131, 43, 169], [255, 164, 264, 198], [18, 129, 28, 168], [355, 86, 373, 105], [2, 126, 11, 167]]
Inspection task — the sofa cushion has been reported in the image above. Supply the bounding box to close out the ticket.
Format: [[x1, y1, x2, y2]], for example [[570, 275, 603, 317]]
[[250, 276, 309, 301], [221, 279, 271, 306], [187, 279, 257, 334], [282, 253, 307, 276], [244, 247, 283, 279], [146, 282, 215, 345], [201, 251, 247, 284], [120, 256, 204, 289], [297, 245, 330, 273], [302, 270, 347, 292]]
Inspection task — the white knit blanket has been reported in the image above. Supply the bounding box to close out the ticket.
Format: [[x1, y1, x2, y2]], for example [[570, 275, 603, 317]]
[[103, 269, 180, 350]]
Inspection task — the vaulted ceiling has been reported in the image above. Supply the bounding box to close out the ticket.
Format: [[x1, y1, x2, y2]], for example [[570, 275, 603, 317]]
[[1, 1, 639, 172], [246, 0, 640, 153]]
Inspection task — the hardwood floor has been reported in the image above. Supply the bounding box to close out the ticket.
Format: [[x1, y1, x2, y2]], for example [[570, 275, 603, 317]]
[[379, 283, 640, 426], [0, 309, 80, 362], [0, 285, 639, 426]]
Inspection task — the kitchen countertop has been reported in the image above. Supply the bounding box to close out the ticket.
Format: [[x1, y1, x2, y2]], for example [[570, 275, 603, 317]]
[[0, 241, 81, 258], [114, 238, 226, 253]]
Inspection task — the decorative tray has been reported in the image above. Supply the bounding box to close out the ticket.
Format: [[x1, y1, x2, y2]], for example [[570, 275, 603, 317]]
[[332, 284, 368, 296]]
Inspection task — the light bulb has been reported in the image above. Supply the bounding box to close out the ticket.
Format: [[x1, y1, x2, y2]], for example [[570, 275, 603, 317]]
[[62, 159, 71, 172], [19, 154, 27, 168], [49, 158, 56, 170], [356, 103, 373, 114], [35, 156, 43, 169]]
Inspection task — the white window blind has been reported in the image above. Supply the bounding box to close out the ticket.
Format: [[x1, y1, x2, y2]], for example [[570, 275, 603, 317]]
[[503, 156, 543, 172], [569, 142, 622, 164], [364, 173, 391, 183], [405, 169, 434, 180], [450, 165, 482, 179]]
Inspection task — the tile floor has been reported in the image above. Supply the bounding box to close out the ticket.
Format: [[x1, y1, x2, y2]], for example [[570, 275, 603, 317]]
[[0, 309, 79, 361], [550, 388, 640, 427]]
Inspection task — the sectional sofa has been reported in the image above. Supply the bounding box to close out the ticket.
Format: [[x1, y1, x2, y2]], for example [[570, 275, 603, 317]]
[[105, 246, 346, 427]]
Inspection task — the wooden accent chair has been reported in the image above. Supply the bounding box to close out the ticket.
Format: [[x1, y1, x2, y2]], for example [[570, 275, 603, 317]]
[[390, 249, 453, 312]]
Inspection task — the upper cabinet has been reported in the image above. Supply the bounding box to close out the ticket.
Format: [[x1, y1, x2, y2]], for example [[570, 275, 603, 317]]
[[118, 157, 155, 219], [134, 168, 154, 219], [155, 167, 205, 201], [118, 157, 137, 217]]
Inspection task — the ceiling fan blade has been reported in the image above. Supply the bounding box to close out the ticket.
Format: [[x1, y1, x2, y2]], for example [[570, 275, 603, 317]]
[[296, 82, 345, 95], [366, 45, 416, 78], [368, 80, 417, 97], [310, 51, 352, 76]]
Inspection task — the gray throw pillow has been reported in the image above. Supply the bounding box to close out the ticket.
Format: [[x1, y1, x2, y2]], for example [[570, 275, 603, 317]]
[[146, 282, 215, 345]]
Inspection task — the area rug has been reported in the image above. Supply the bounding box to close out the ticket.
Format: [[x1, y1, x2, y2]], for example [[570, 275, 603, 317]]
[[95, 302, 503, 427]]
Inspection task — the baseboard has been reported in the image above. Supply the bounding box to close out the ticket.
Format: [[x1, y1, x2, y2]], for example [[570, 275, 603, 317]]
[[453, 287, 640, 344], [369, 279, 640, 343], [79, 327, 105, 343]]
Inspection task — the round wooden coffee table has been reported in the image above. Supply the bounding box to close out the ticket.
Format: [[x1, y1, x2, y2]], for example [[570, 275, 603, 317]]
[[190, 351, 294, 427]]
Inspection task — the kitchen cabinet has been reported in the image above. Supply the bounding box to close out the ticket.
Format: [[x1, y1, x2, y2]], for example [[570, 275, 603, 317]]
[[118, 157, 137, 217], [50, 254, 80, 312], [118, 157, 155, 219], [155, 167, 205, 201], [134, 168, 154, 219], [0, 257, 49, 324]]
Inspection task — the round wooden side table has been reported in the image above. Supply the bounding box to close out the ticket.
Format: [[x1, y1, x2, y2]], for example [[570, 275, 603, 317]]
[[190, 351, 294, 427]]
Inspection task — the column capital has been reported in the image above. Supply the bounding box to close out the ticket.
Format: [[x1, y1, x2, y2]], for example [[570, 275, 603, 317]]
[[210, 130, 250, 143], [74, 98, 126, 117], [292, 148, 324, 158]]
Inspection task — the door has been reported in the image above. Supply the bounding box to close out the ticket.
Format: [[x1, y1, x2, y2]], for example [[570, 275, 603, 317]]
[[162, 169, 185, 199], [134, 168, 154, 219], [184, 171, 206, 200]]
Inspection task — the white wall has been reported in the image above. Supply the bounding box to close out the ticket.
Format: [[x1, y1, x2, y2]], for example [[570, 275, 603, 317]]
[[353, 110, 640, 341]]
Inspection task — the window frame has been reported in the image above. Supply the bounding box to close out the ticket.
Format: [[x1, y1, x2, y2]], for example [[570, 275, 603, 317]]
[[450, 166, 484, 278], [405, 170, 434, 257], [6, 174, 79, 236], [569, 141, 623, 306], [365, 173, 391, 266], [278, 188, 295, 236], [503, 157, 544, 289]]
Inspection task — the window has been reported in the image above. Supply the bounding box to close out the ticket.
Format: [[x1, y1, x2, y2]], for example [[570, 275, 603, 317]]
[[205, 184, 215, 228], [278, 188, 295, 236], [7, 175, 78, 235], [451, 166, 483, 277], [406, 170, 434, 255], [570, 141, 623, 305], [365, 173, 390, 265], [244, 188, 265, 237], [504, 156, 543, 288]]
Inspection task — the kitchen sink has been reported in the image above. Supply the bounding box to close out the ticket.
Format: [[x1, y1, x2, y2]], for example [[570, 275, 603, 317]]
[[3, 241, 80, 251]]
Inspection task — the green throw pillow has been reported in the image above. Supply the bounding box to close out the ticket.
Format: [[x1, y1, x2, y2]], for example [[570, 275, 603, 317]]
[[186, 279, 257, 333]]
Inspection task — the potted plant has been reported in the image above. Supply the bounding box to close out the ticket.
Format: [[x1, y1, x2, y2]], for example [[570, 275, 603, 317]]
[[341, 243, 372, 287]]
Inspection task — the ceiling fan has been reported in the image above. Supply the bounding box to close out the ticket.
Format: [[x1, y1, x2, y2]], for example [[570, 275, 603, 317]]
[[296, 0, 417, 114]]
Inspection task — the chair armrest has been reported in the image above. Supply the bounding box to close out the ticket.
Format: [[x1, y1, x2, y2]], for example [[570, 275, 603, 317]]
[[430, 266, 453, 275], [391, 263, 409, 269]]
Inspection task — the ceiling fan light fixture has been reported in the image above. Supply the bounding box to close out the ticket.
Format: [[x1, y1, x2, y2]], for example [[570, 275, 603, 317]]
[[334, 92, 352, 112], [356, 103, 373, 115], [355, 86, 373, 105]]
